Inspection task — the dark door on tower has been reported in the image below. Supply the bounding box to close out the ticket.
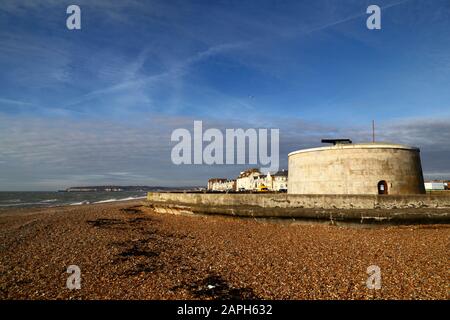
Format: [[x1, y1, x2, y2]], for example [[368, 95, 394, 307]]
[[377, 180, 388, 195]]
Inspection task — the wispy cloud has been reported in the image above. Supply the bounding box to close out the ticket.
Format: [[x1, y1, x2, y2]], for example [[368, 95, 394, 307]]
[[0, 114, 448, 190], [64, 41, 249, 109], [0, 98, 33, 106]]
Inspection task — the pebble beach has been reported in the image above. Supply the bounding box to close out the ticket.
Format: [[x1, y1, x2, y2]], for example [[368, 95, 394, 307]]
[[0, 200, 448, 300]]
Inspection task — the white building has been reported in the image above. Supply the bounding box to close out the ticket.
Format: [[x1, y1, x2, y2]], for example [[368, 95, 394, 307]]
[[235, 168, 288, 191], [207, 178, 236, 192], [267, 170, 288, 191], [236, 168, 262, 191], [424, 182, 446, 191]]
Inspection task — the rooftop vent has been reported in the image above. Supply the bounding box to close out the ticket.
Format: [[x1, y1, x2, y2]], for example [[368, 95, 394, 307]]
[[321, 139, 352, 145]]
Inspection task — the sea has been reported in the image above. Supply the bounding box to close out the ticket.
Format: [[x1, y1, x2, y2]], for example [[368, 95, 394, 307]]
[[0, 191, 148, 208]]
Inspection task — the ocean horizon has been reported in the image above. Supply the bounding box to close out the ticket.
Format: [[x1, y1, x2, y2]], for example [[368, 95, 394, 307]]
[[0, 191, 148, 208]]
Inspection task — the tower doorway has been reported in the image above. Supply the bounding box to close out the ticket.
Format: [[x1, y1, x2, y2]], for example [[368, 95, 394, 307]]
[[377, 180, 388, 195]]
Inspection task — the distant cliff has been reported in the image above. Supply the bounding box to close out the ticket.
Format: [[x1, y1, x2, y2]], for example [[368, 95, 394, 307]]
[[65, 186, 184, 192]]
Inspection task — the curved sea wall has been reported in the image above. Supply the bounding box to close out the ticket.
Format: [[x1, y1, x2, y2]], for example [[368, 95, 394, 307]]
[[146, 192, 450, 223]]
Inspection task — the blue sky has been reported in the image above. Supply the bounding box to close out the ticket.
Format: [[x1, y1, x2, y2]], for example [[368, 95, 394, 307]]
[[0, 0, 449, 190]]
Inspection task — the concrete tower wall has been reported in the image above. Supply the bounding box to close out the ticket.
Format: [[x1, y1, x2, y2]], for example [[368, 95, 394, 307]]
[[288, 143, 425, 195]]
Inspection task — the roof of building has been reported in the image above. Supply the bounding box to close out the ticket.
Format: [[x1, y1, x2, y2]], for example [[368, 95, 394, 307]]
[[208, 178, 228, 182], [288, 142, 420, 157], [238, 168, 261, 178], [272, 170, 288, 176]]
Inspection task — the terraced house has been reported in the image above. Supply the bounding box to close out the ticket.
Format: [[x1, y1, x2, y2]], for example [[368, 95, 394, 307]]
[[208, 169, 288, 192]]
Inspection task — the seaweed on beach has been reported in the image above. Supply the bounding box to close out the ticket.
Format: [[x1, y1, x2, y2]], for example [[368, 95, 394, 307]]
[[115, 238, 164, 276], [127, 217, 152, 224], [86, 214, 151, 229], [86, 218, 124, 228], [122, 262, 161, 276], [171, 274, 259, 300], [118, 243, 160, 258], [120, 206, 144, 214]]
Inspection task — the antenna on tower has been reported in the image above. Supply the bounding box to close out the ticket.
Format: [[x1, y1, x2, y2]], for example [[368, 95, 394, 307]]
[[372, 120, 375, 142]]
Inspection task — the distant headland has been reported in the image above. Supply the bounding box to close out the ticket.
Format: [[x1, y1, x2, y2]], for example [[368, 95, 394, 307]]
[[62, 186, 200, 192]]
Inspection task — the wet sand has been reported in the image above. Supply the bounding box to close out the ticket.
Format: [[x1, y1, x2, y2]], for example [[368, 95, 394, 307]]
[[0, 201, 448, 300]]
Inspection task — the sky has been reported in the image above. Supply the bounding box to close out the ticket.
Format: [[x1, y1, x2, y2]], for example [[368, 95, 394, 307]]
[[0, 0, 449, 191]]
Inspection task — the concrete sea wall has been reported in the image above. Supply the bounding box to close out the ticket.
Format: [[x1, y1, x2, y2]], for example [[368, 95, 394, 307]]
[[146, 192, 450, 223]]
